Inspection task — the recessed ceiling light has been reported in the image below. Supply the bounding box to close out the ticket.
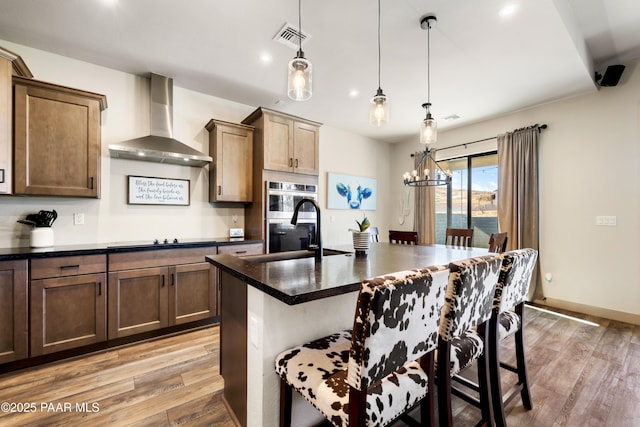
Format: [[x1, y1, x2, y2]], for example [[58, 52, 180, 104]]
[[259, 53, 272, 64], [100, 0, 119, 7], [498, 3, 518, 18], [349, 89, 359, 98]]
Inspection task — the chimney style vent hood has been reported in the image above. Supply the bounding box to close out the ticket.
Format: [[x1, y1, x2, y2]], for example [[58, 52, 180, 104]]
[[109, 73, 212, 167]]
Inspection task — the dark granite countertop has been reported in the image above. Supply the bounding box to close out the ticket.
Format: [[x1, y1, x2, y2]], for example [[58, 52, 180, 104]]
[[0, 237, 262, 261], [206, 243, 491, 305]]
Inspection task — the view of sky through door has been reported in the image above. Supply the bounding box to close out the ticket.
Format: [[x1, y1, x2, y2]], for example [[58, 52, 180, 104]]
[[435, 152, 498, 247]]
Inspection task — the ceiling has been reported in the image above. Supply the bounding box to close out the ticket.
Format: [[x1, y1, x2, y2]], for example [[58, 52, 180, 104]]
[[0, 0, 639, 142]]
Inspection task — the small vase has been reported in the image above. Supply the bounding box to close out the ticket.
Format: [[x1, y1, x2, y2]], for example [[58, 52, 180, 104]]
[[352, 231, 370, 256]]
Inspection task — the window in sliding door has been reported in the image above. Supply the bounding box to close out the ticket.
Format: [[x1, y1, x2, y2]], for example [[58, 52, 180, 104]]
[[434, 152, 498, 248]]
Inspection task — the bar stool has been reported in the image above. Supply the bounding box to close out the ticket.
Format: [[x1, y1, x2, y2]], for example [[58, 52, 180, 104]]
[[489, 248, 538, 426], [436, 254, 503, 427], [275, 266, 449, 427]]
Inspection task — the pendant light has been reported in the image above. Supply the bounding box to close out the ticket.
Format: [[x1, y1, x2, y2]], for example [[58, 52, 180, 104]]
[[419, 15, 437, 144], [287, 0, 312, 101], [369, 0, 388, 126]]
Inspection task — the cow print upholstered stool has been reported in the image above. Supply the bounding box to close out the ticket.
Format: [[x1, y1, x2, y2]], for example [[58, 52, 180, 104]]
[[436, 255, 503, 427], [489, 248, 538, 427], [275, 266, 449, 427]]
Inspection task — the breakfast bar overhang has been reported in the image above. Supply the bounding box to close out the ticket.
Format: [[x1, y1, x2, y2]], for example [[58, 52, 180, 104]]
[[206, 243, 491, 427]]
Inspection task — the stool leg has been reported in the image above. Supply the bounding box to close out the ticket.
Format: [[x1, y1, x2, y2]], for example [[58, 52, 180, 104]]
[[515, 303, 532, 409], [280, 378, 292, 427], [437, 337, 453, 427], [489, 316, 507, 427], [477, 324, 495, 427]]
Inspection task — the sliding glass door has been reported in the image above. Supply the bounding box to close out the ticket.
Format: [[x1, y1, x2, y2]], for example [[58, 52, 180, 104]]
[[435, 152, 498, 248]]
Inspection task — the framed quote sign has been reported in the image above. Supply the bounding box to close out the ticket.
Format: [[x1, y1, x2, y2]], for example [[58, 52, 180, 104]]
[[127, 175, 190, 206]]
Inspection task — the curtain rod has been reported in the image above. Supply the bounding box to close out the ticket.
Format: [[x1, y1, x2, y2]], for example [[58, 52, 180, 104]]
[[410, 123, 547, 156]]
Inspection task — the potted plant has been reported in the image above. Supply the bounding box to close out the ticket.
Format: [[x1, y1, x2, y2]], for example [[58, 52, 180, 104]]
[[349, 215, 371, 255]]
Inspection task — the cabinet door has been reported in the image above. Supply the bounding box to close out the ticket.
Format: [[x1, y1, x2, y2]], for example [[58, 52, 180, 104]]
[[292, 120, 319, 175], [169, 262, 216, 325], [108, 267, 169, 339], [0, 56, 11, 195], [30, 273, 106, 356], [13, 81, 102, 197], [263, 113, 294, 172], [0, 260, 27, 363], [209, 121, 253, 202]]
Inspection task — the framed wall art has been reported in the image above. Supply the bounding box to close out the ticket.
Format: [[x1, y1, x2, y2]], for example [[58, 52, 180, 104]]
[[327, 172, 377, 210], [127, 175, 190, 206]]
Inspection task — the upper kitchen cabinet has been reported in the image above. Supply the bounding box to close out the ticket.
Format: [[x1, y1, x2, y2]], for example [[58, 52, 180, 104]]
[[206, 119, 254, 203], [0, 47, 32, 195], [242, 107, 321, 176], [13, 76, 107, 198]]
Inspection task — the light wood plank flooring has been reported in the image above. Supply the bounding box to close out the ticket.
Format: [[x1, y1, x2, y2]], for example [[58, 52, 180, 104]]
[[0, 305, 638, 426]]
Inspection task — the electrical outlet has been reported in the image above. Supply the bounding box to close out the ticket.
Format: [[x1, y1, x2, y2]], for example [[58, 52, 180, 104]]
[[73, 213, 85, 225], [596, 215, 616, 226]]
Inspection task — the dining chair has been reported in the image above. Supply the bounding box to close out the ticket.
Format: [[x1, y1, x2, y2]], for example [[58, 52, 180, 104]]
[[445, 227, 474, 248], [388, 230, 419, 245], [488, 248, 538, 427], [275, 266, 450, 427], [367, 226, 379, 243], [436, 254, 503, 427], [488, 232, 508, 253]]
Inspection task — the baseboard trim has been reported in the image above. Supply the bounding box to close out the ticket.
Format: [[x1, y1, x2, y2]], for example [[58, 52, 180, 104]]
[[533, 297, 640, 326]]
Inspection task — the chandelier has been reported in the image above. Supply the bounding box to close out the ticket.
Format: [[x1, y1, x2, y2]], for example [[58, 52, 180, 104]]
[[403, 149, 451, 187]]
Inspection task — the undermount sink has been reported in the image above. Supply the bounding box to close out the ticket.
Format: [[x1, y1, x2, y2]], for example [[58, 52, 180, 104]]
[[244, 249, 351, 263]]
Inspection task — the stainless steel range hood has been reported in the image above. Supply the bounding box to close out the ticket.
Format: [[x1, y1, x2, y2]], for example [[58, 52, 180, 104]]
[[109, 73, 212, 167]]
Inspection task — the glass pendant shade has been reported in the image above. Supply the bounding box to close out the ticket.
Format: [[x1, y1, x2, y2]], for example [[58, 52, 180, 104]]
[[419, 103, 437, 144], [287, 53, 312, 101], [369, 88, 389, 126], [420, 115, 437, 144]]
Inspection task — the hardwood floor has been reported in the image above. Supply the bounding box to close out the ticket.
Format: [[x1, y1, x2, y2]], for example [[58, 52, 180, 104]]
[[0, 305, 638, 426]]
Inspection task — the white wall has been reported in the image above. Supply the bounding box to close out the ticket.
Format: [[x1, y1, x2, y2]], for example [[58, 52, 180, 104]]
[[0, 40, 390, 249], [395, 59, 640, 321]]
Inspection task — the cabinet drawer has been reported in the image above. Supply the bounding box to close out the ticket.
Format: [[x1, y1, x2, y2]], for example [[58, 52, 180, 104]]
[[109, 246, 218, 271], [31, 255, 106, 279], [217, 243, 263, 257]]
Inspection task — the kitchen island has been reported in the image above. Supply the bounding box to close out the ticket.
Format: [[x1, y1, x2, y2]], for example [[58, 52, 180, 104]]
[[206, 243, 491, 427]]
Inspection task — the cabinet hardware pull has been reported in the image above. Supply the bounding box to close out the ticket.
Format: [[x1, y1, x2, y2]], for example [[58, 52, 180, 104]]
[[218, 185, 222, 195], [235, 250, 247, 254], [171, 273, 175, 286], [0, 169, 4, 183], [90, 177, 94, 190], [60, 265, 80, 270], [289, 158, 293, 167], [162, 275, 165, 287], [97, 282, 102, 296], [295, 159, 299, 168]]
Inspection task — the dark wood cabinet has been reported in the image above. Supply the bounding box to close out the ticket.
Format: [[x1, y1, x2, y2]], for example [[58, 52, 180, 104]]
[[30, 255, 107, 357], [108, 247, 218, 339], [0, 260, 28, 363], [13, 76, 107, 198], [108, 266, 169, 338]]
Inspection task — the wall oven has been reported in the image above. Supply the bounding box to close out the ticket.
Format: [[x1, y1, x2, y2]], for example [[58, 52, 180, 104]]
[[266, 180, 318, 253]]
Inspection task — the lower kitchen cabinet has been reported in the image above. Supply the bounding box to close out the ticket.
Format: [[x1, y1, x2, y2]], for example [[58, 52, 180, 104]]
[[0, 260, 28, 363], [30, 255, 107, 357], [107, 247, 219, 339], [171, 262, 216, 325]]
